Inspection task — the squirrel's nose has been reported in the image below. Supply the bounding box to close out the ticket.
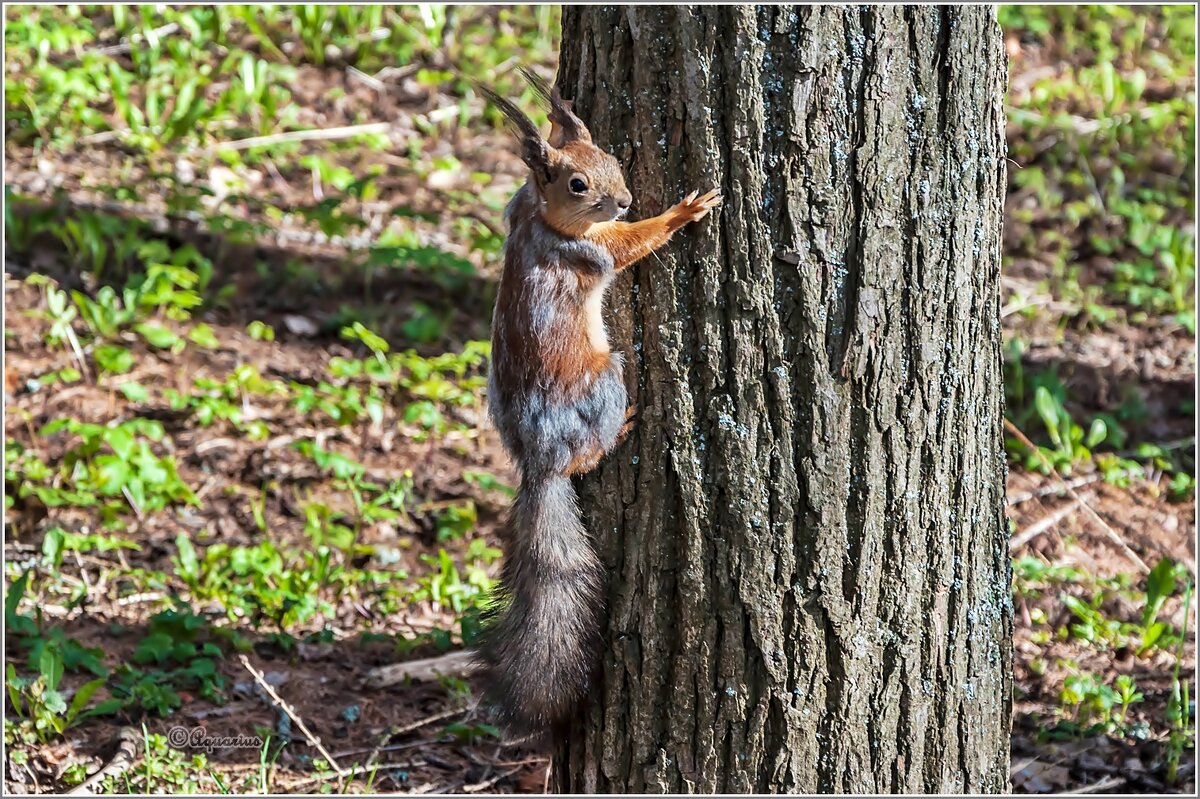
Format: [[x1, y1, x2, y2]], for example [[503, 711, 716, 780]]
[[617, 195, 632, 210]]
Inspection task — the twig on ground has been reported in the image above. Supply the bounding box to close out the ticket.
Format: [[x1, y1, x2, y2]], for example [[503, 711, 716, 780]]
[[492, 757, 551, 768], [334, 738, 438, 762], [238, 655, 349, 778], [89, 22, 179, 56], [1007, 473, 1107, 506], [114, 591, 165, 606], [1072, 775, 1128, 794], [463, 766, 522, 793], [462, 208, 504, 239], [332, 706, 469, 761], [1009, 496, 1089, 551], [121, 485, 143, 519], [194, 437, 241, 455], [195, 122, 393, 156], [372, 64, 421, 82], [363, 650, 477, 689], [348, 66, 386, 93], [262, 155, 291, 195], [1000, 296, 1079, 318], [1004, 419, 1149, 573], [67, 726, 140, 795], [64, 325, 92, 383]]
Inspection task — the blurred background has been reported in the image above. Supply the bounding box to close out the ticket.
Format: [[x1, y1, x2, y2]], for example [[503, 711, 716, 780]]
[[3, 5, 1195, 795]]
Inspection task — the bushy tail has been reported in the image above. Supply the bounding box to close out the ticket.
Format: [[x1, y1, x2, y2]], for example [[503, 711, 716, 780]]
[[477, 472, 605, 737]]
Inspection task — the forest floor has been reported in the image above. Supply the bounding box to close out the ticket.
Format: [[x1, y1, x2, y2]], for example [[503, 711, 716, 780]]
[[3, 5, 1196, 795]]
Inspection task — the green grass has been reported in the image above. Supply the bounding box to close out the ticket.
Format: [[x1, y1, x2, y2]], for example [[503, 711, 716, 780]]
[[1014, 555, 1194, 746], [1000, 5, 1195, 329], [999, 5, 1195, 490], [4, 6, 535, 789], [4, 5, 558, 151]]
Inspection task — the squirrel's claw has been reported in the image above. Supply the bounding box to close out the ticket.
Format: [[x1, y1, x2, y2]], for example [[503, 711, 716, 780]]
[[674, 186, 722, 224]]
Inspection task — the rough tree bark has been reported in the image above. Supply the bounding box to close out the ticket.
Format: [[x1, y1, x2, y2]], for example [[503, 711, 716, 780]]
[[554, 5, 1011, 794]]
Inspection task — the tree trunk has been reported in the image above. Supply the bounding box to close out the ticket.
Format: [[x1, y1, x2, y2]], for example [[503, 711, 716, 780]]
[[554, 5, 1011, 793]]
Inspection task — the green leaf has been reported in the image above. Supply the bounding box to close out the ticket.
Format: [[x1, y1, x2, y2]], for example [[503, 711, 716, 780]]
[[67, 677, 107, 722], [1085, 418, 1108, 449], [246, 321, 274, 341], [7, 664, 24, 711], [133, 632, 176, 665], [340, 321, 389, 354], [94, 345, 135, 375], [42, 527, 65, 569], [1137, 621, 1168, 655], [42, 688, 68, 716], [176, 533, 199, 582], [39, 419, 73, 439], [1143, 558, 1177, 626], [187, 323, 220, 349], [93, 457, 132, 495], [136, 323, 182, 350], [80, 698, 126, 719], [40, 645, 64, 692], [1034, 386, 1061, 445], [118, 382, 150, 402], [4, 571, 36, 637], [105, 426, 136, 461]]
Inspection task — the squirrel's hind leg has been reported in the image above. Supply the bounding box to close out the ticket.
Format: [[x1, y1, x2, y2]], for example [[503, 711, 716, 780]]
[[614, 405, 637, 447], [566, 446, 605, 476]]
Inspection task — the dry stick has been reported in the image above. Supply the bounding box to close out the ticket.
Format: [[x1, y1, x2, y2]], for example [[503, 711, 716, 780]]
[[89, 22, 180, 56], [332, 706, 469, 760], [195, 122, 393, 156], [238, 655, 349, 778], [463, 766, 523, 794], [1004, 419, 1149, 573], [1008, 496, 1088, 551], [347, 65, 386, 93], [1007, 473, 1106, 506], [1072, 775, 1128, 794], [492, 757, 551, 768], [67, 726, 140, 795], [363, 649, 477, 689], [335, 738, 438, 761]]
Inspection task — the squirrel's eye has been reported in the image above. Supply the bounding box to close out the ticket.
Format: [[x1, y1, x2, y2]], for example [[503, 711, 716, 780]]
[[568, 177, 588, 194]]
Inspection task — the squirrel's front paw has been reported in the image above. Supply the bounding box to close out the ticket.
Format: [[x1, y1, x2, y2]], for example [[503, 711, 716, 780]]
[[673, 188, 722, 225]]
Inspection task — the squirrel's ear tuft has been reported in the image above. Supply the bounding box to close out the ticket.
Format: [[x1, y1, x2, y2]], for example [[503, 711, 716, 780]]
[[519, 66, 592, 147], [477, 81, 553, 184]]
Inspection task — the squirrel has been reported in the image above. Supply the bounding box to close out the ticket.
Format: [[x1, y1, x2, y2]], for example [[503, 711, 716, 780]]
[[475, 68, 721, 737]]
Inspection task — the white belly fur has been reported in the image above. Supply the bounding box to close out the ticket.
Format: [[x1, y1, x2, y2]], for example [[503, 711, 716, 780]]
[[585, 283, 610, 353]]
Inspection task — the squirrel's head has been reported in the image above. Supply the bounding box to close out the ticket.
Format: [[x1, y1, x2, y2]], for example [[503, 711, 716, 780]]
[[481, 68, 632, 235]]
